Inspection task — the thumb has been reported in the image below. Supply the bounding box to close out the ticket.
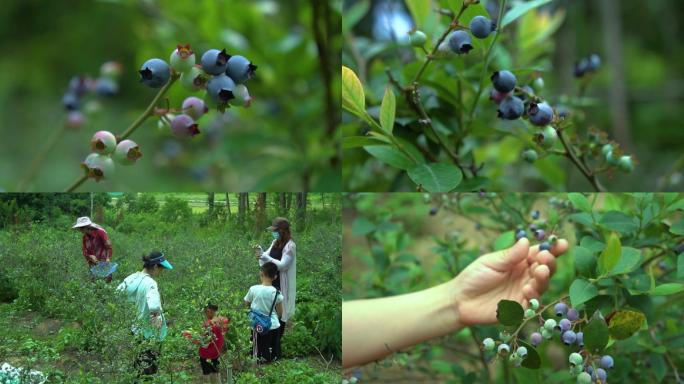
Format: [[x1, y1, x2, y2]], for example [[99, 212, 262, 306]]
[[484, 237, 529, 270]]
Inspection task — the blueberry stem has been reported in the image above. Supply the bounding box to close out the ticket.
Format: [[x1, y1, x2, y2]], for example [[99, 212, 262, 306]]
[[64, 75, 180, 192], [557, 129, 606, 192]]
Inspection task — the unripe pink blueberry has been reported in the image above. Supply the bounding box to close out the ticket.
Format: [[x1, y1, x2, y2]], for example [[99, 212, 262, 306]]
[[82, 153, 115, 182], [65, 111, 85, 129], [170, 114, 200, 138], [90, 131, 117, 155], [182, 97, 208, 120], [170, 44, 196, 73], [114, 140, 142, 166], [180, 65, 209, 92], [229, 84, 253, 107]]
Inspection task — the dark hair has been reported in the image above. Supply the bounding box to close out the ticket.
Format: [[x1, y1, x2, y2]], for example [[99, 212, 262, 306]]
[[273, 218, 292, 249], [261, 262, 278, 279], [205, 302, 218, 311], [142, 251, 163, 269]]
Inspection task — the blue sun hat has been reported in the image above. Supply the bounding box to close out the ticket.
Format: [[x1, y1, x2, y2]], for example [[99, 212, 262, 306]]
[[149, 252, 173, 270]]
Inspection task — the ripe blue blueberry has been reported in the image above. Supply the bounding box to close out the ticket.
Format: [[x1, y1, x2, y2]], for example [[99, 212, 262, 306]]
[[90, 131, 117, 155], [139, 58, 171, 88], [528, 102, 554, 126], [62, 92, 80, 111], [569, 352, 583, 366], [491, 70, 517, 93], [554, 303, 568, 317], [562, 330, 577, 345], [531, 210, 540, 220], [201, 49, 230, 75], [587, 54, 601, 71], [95, 77, 118, 97], [482, 337, 495, 351], [534, 229, 546, 241], [529, 298, 539, 310], [68, 76, 91, 97], [497, 95, 524, 120], [207, 74, 236, 104], [594, 368, 607, 381], [226, 55, 257, 84], [170, 114, 200, 138], [600, 355, 614, 369], [170, 44, 196, 73], [559, 318, 571, 332], [182, 97, 208, 120], [575, 331, 583, 347], [530, 332, 542, 346], [540, 242, 551, 252], [469, 16, 496, 39], [515, 229, 527, 240], [448, 30, 473, 54], [114, 140, 142, 166], [567, 308, 579, 321]]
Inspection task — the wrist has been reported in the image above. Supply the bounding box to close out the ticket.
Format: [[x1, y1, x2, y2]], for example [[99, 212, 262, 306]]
[[434, 280, 463, 333]]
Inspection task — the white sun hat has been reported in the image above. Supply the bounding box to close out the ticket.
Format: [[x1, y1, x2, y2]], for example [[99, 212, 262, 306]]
[[72, 216, 94, 229]]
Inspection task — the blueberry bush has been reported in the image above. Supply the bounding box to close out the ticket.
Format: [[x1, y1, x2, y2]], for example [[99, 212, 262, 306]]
[[0, 193, 341, 383], [341, 0, 682, 192], [343, 192, 684, 383]]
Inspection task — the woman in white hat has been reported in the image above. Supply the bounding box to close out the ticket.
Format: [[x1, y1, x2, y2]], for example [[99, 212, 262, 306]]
[[72, 216, 113, 282], [255, 217, 296, 361]]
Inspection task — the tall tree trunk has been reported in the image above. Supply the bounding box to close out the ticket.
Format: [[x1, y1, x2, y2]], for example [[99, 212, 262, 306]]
[[286, 193, 292, 212], [296, 193, 307, 230], [279, 193, 287, 216], [207, 192, 215, 215], [225, 193, 231, 217], [256, 193, 267, 230], [238, 193, 248, 226]]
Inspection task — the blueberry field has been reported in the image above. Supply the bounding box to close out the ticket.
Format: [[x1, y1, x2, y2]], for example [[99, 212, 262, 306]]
[[342, 0, 684, 192], [0, 193, 341, 383], [343, 193, 684, 383], [0, 0, 341, 192]]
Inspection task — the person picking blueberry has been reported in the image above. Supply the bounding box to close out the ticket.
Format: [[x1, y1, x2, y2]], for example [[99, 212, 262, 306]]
[[72, 216, 113, 282], [342, 237, 569, 368], [244, 262, 284, 363], [117, 251, 173, 379]]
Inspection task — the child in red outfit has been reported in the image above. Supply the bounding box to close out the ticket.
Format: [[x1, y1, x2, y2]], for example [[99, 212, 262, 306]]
[[182, 303, 229, 383]]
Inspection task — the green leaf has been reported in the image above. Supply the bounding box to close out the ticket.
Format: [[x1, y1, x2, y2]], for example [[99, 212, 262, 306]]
[[496, 299, 524, 326], [342, 0, 370, 32], [343, 135, 386, 149], [569, 278, 598, 307], [573, 246, 596, 277], [599, 211, 639, 234], [598, 233, 621, 275], [669, 219, 684, 235], [567, 212, 594, 227], [364, 145, 414, 170], [580, 236, 605, 253], [351, 217, 375, 236], [405, 0, 432, 31], [677, 253, 684, 280], [665, 198, 684, 212], [583, 315, 609, 354], [518, 340, 541, 369], [451, 176, 490, 192], [501, 0, 554, 28], [494, 231, 515, 251], [568, 193, 591, 213], [407, 163, 463, 192], [379, 86, 396, 135], [650, 283, 684, 296], [607, 247, 642, 276], [608, 309, 645, 340], [342, 66, 366, 118]]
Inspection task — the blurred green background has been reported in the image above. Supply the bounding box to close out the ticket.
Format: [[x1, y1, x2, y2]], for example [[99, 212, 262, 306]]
[[0, 0, 341, 192], [342, 0, 684, 192]]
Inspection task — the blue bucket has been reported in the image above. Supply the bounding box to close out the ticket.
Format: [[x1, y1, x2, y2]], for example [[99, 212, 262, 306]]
[[90, 261, 118, 278]]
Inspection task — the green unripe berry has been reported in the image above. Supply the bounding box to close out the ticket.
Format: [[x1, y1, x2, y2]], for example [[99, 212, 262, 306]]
[[569, 352, 583, 366], [536, 126, 558, 149], [533, 77, 545, 92], [113, 140, 142, 166], [529, 298, 539, 310], [516, 346, 527, 357], [577, 372, 592, 384], [509, 353, 523, 366], [544, 318, 557, 331], [618, 155, 634, 173], [522, 149, 538, 163], [90, 131, 117, 155], [180, 66, 208, 92], [601, 143, 613, 156], [605, 150, 620, 166], [408, 30, 428, 47], [170, 44, 196, 73], [482, 337, 495, 351], [499, 331, 512, 342], [497, 343, 510, 355], [541, 328, 553, 339], [82, 153, 115, 182], [525, 308, 535, 318], [229, 84, 253, 107]]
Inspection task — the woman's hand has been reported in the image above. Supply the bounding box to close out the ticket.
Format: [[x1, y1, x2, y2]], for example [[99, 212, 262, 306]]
[[451, 237, 568, 326]]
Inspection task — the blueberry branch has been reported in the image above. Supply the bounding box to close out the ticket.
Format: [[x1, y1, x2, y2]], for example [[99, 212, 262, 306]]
[[64, 74, 180, 192], [557, 129, 606, 192]]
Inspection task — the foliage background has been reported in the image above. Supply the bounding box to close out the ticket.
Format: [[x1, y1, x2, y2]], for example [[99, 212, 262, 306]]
[[0, 0, 341, 192], [0, 192, 341, 383], [343, 192, 684, 383], [342, 0, 684, 192]]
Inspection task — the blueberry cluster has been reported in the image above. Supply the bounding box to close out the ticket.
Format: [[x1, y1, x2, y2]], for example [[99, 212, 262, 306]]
[[574, 54, 601, 78], [62, 61, 122, 129], [514, 209, 556, 251], [81, 131, 142, 182], [140, 44, 256, 136], [409, 14, 496, 55]]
